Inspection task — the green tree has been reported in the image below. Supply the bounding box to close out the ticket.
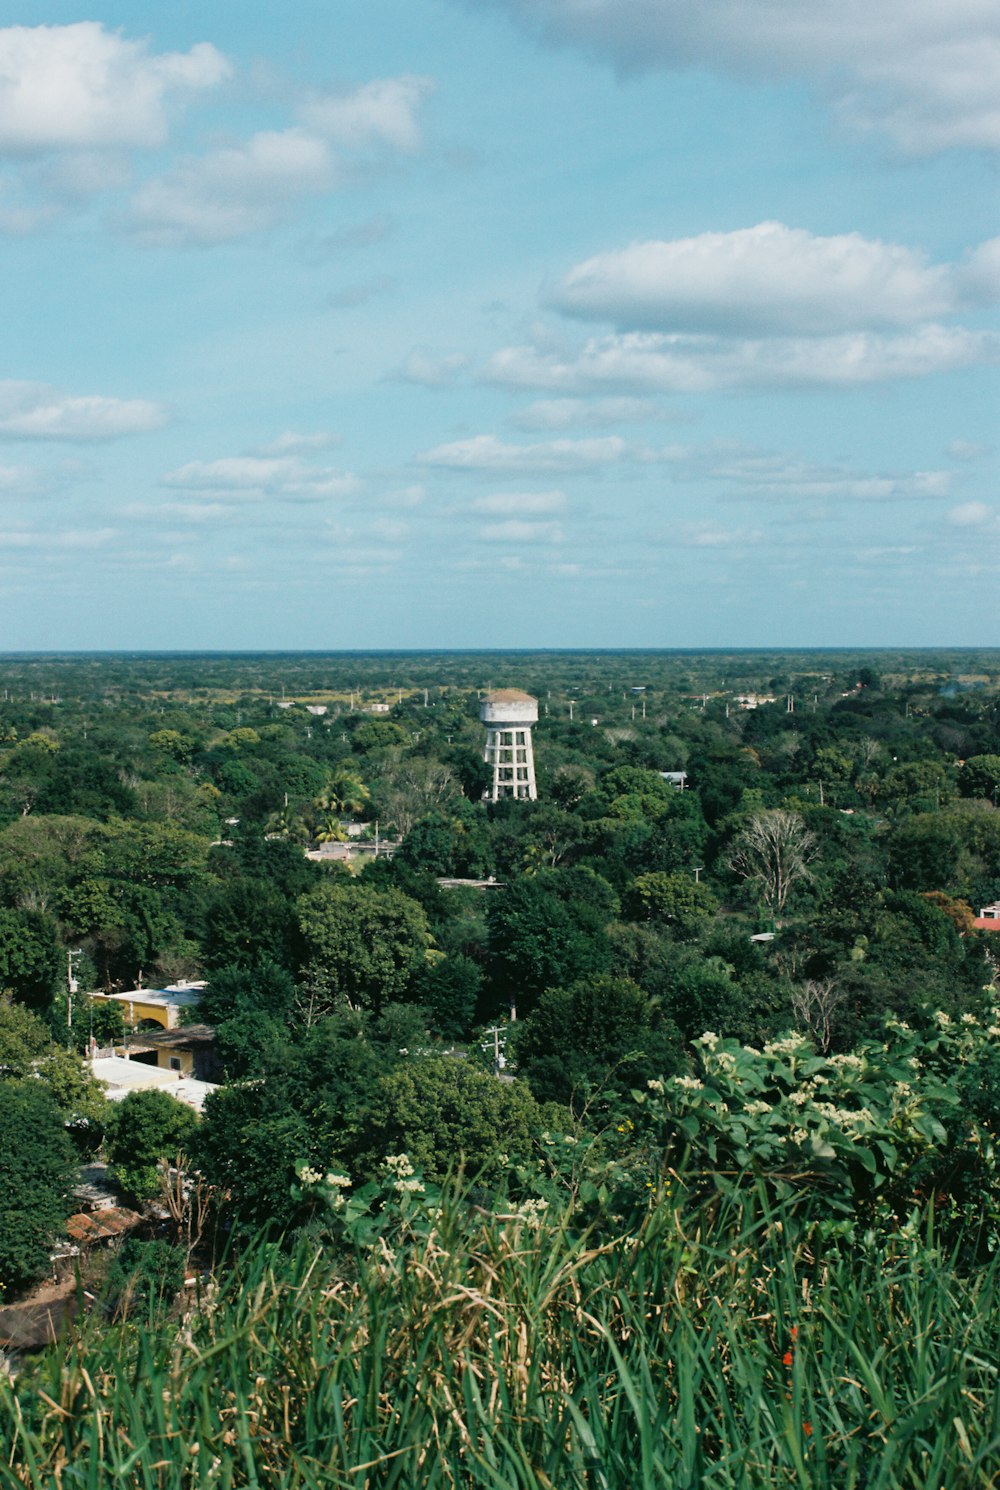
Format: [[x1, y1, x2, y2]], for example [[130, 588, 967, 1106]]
[[297, 882, 431, 1017], [108, 1088, 199, 1199], [0, 907, 61, 1010], [513, 975, 683, 1114], [960, 754, 1000, 805], [366, 1059, 540, 1183], [0, 1080, 75, 1299], [628, 872, 719, 938]]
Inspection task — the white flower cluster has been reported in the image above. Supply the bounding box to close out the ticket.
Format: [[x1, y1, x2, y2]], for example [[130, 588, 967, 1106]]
[[694, 1032, 720, 1049], [298, 1166, 323, 1186], [394, 1177, 426, 1195], [383, 1154, 415, 1179], [673, 1075, 704, 1093], [515, 1198, 549, 1229], [827, 1052, 865, 1073], [646, 1079, 665, 1095], [764, 1035, 806, 1058], [933, 1010, 952, 1027], [743, 1100, 771, 1118]]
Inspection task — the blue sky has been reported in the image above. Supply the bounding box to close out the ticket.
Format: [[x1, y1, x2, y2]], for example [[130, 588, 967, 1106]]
[[1, 0, 998, 648]]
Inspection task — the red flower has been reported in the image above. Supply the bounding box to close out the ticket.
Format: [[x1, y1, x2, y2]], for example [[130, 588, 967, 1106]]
[[803, 1422, 813, 1437], [790, 1326, 799, 1342], [782, 1351, 793, 1367]]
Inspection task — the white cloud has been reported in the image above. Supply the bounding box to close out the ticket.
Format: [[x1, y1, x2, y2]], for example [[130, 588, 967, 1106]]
[[479, 519, 564, 543], [511, 396, 686, 430], [470, 490, 567, 514], [162, 454, 359, 501], [0, 462, 47, 495], [469, 1, 1000, 155], [947, 439, 992, 461], [485, 325, 998, 394], [395, 350, 469, 387], [948, 499, 996, 526], [957, 236, 1000, 301], [299, 76, 433, 152], [0, 23, 229, 152], [127, 127, 334, 245], [670, 522, 765, 548], [253, 431, 339, 456], [666, 444, 956, 501], [127, 75, 433, 246], [0, 525, 117, 549], [120, 500, 236, 524], [552, 224, 957, 335], [0, 381, 167, 439], [418, 433, 628, 471], [327, 275, 394, 308]]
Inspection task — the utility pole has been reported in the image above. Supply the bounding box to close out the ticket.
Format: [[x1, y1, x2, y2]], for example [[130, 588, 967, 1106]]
[[66, 949, 82, 1043], [693, 866, 704, 883], [484, 1024, 504, 1075]]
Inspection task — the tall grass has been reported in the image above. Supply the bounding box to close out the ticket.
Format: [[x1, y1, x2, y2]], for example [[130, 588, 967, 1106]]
[[2, 1187, 998, 1488]]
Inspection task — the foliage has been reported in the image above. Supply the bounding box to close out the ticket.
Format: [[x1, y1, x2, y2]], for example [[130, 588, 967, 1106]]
[[297, 881, 432, 1017], [0, 1080, 74, 1300], [364, 1059, 541, 1184], [513, 974, 683, 1115], [105, 1238, 187, 1320], [3, 1180, 1000, 1487], [107, 1088, 200, 1199]]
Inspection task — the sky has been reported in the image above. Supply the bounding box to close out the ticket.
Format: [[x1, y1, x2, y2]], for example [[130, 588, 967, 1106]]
[[0, 0, 998, 650]]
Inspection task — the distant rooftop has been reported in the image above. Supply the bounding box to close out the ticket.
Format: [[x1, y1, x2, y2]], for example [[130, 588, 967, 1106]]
[[90, 1055, 218, 1112], [483, 688, 536, 703]]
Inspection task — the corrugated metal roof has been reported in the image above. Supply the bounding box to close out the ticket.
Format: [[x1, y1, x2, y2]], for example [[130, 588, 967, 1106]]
[[65, 1207, 143, 1244]]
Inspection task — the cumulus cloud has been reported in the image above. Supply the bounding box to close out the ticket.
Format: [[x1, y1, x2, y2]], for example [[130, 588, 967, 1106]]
[[298, 76, 433, 153], [668, 522, 765, 548], [479, 519, 564, 543], [126, 127, 335, 245], [948, 499, 997, 526], [699, 453, 954, 501], [511, 396, 687, 430], [394, 350, 470, 387], [551, 224, 958, 336], [0, 23, 229, 153], [0, 525, 117, 549], [485, 325, 997, 394], [253, 431, 339, 456], [162, 455, 359, 501], [467, 1, 1000, 155], [470, 490, 567, 514], [418, 433, 629, 472], [326, 275, 394, 308], [947, 439, 992, 461], [127, 75, 432, 246], [0, 380, 167, 440]]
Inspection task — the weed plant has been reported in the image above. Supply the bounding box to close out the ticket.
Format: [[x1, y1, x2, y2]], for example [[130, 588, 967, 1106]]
[[1, 1179, 998, 1489]]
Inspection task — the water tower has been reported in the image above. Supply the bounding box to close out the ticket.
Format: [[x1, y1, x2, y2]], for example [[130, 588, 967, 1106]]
[[479, 689, 538, 801]]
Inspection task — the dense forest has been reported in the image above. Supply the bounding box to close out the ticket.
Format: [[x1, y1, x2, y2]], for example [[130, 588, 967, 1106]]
[[1, 649, 999, 1488]]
